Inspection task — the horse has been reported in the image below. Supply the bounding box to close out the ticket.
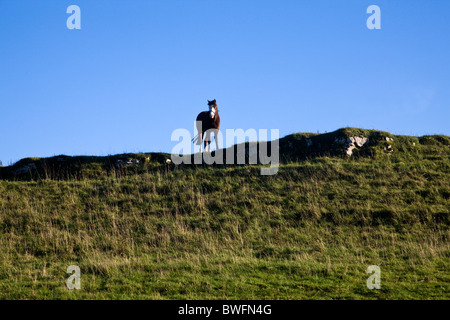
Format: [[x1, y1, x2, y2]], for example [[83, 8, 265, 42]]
[[193, 99, 221, 152]]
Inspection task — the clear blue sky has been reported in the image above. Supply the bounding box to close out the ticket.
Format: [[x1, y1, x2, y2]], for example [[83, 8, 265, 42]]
[[1, 0, 449, 164]]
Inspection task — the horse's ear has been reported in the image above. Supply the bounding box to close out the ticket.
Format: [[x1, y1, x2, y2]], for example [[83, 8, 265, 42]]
[[207, 100, 210, 103]]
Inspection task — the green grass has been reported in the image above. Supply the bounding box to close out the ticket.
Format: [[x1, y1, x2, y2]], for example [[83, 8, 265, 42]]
[[0, 129, 449, 299]]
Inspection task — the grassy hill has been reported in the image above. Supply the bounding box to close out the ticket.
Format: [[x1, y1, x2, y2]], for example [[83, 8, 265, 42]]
[[0, 128, 449, 299]]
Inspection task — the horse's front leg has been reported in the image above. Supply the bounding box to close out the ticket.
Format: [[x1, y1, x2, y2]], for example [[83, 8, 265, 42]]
[[214, 129, 219, 151], [204, 130, 212, 153]]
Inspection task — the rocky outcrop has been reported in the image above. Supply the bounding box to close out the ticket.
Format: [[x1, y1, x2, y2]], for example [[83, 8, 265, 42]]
[[334, 136, 369, 156], [115, 158, 140, 168]]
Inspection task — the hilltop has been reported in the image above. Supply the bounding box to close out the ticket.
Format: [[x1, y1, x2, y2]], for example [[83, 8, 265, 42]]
[[0, 128, 449, 299], [1, 127, 448, 180]]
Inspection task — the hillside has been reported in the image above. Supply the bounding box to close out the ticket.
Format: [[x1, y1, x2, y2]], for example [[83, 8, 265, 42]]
[[0, 128, 449, 299]]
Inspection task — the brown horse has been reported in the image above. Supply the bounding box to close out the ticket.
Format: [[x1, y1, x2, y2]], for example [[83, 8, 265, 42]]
[[193, 99, 220, 152]]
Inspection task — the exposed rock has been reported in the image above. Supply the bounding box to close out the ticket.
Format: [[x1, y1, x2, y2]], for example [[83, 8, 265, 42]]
[[335, 136, 369, 156], [14, 163, 36, 174], [385, 137, 394, 142], [115, 158, 140, 168]]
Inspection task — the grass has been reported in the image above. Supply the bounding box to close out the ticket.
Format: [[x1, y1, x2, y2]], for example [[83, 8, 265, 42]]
[[0, 128, 449, 299]]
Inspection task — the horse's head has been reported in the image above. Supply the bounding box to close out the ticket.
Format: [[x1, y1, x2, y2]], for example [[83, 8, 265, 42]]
[[207, 99, 217, 119]]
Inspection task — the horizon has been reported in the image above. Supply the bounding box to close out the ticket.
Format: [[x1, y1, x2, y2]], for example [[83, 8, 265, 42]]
[[1, 0, 449, 165], [0, 125, 445, 167]]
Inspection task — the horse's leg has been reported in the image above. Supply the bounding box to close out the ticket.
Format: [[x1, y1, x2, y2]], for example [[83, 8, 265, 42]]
[[204, 129, 211, 153], [196, 121, 203, 152], [199, 134, 203, 153], [214, 129, 219, 151]]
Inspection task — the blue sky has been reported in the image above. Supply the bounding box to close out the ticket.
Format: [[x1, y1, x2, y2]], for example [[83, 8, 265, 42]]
[[1, 0, 449, 164]]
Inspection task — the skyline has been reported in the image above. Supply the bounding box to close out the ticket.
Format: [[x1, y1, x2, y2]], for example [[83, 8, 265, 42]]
[[1, 0, 449, 165]]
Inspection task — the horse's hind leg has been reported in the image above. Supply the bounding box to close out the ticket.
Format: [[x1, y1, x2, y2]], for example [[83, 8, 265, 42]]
[[198, 132, 204, 153]]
